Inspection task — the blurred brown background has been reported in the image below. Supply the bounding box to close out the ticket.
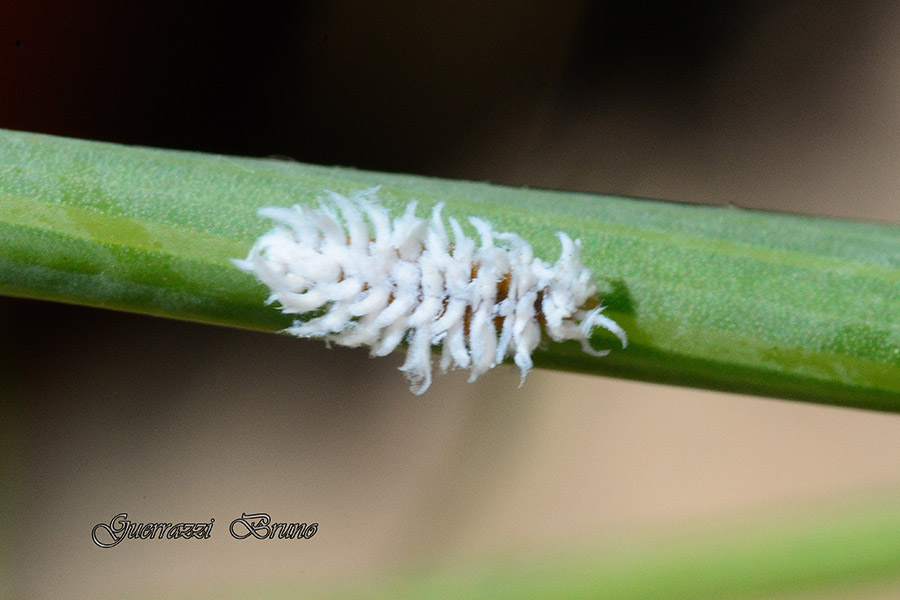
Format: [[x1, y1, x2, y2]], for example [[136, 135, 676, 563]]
[[3, 2, 900, 598]]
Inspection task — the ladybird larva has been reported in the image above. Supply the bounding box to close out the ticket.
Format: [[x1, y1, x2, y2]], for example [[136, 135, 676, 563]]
[[233, 187, 626, 394]]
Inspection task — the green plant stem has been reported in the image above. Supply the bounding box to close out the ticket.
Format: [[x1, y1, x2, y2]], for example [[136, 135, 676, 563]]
[[311, 495, 900, 600], [196, 493, 900, 600], [1, 129, 898, 408]]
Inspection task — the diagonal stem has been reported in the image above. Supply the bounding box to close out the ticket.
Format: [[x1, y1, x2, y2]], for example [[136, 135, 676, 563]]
[[1, 129, 898, 409]]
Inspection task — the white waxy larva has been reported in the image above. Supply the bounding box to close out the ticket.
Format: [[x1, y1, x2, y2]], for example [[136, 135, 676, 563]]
[[233, 187, 627, 394]]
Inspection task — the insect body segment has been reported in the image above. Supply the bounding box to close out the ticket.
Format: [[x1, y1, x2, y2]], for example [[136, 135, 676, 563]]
[[234, 188, 626, 394]]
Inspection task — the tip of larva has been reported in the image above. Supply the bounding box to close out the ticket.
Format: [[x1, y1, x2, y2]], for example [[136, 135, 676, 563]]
[[230, 257, 251, 272]]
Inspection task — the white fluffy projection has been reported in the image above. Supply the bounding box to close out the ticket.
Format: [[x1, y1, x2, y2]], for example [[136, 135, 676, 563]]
[[234, 188, 626, 394]]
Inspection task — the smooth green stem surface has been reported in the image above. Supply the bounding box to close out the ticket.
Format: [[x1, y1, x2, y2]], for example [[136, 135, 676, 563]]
[[1, 129, 899, 409], [365, 503, 900, 600], [211, 493, 900, 600]]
